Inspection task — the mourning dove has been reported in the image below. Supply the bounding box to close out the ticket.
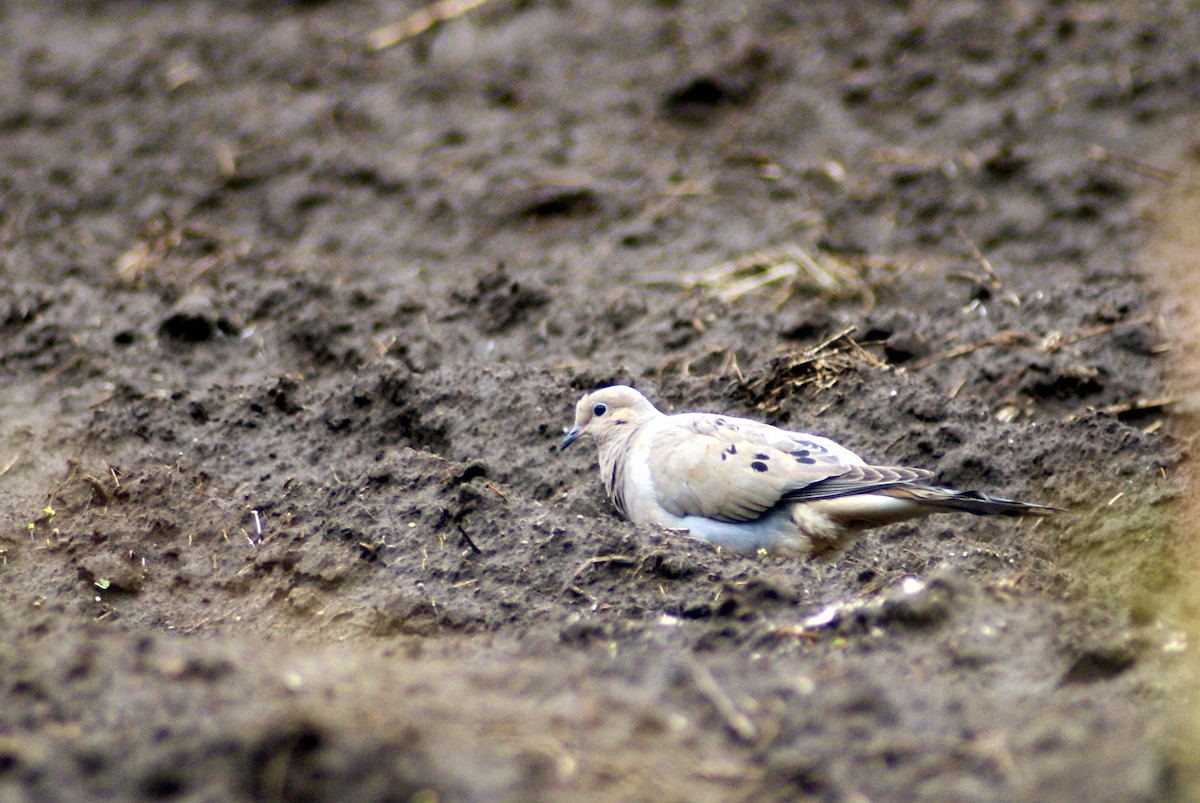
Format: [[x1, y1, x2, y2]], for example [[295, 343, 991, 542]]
[[558, 385, 1056, 557]]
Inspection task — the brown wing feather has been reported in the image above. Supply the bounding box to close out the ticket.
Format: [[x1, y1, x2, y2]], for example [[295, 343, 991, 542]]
[[781, 464, 936, 502]]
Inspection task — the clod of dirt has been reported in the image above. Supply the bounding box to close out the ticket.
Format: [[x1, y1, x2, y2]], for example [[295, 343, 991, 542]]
[[803, 571, 966, 635], [452, 266, 551, 334], [1113, 319, 1169, 356], [559, 613, 617, 645], [513, 185, 600, 220], [156, 654, 235, 681], [158, 293, 239, 343], [661, 47, 775, 124], [877, 575, 957, 628], [0, 283, 54, 326], [778, 303, 840, 341], [884, 329, 930, 364], [266, 377, 305, 415], [1060, 639, 1143, 685], [1017, 360, 1106, 401], [78, 551, 144, 593], [982, 141, 1032, 178]]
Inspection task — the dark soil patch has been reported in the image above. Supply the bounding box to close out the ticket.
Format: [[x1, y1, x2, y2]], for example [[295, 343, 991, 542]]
[[2, 1, 1198, 800]]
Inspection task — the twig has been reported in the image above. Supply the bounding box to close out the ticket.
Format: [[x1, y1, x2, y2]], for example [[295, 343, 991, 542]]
[[0, 453, 18, 479], [907, 330, 1029, 370], [456, 524, 483, 555], [561, 554, 637, 593], [723, 349, 744, 383], [745, 326, 881, 413], [1065, 395, 1175, 422], [82, 475, 115, 506], [45, 459, 81, 509], [911, 314, 1157, 371], [1048, 313, 1155, 350], [182, 616, 224, 635], [40, 354, 85, 385], [687, 662, 758, 743], [812, 324, 860, 354], [1088, 145, 1177, 182], [368, 0, 492, 50], [564, 585, 596, 604], [953, 224, 1001, 287], [484, 480, 509, 503]]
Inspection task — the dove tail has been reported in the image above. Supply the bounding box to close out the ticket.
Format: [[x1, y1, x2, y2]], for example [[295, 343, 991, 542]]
[[885, 486, 1058, 517]]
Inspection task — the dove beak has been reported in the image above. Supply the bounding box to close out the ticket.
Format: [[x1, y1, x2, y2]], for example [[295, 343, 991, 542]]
[[558, 426, 581, 451]]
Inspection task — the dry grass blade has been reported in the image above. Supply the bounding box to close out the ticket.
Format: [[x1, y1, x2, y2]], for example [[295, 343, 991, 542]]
[[1042, 313, 1157, 351], [1065, 395, 1176, 422], [639, 244, 870, 307], [687, 661, 758, 743], [113, 217, 235, 291], [907, 330, 1031, 371], [368, 0, 492, 51], [909, 314, 1159, 372], [114, 218, 184, 285], [561, 554, 637, 595], [1088, 145, 1178, 182]]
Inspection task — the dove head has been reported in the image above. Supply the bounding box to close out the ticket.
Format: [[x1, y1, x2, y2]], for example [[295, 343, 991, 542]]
[[559, 385, 660, 451]]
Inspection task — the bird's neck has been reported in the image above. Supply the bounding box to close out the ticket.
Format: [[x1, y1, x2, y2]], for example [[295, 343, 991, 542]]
[[597, 417, 652, 518]]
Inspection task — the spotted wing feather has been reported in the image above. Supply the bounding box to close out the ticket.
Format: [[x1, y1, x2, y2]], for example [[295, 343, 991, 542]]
[[647, 414, 874, 523], [694, 415, 936, 501]]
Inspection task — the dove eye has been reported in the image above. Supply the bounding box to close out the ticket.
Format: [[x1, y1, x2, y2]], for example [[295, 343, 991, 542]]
[[593, 402, 608, 417]]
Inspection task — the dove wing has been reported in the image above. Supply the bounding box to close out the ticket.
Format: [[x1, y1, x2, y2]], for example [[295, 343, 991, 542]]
[[694, 416, 936, 500], [643, 414, 858, 523]]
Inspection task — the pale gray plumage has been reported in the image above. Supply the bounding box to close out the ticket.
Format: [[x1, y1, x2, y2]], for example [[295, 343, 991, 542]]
[[558, 385, 1056, 557]]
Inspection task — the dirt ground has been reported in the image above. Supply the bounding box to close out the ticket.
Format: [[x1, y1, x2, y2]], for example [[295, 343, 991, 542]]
[[2, 1, 1199, 800]]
